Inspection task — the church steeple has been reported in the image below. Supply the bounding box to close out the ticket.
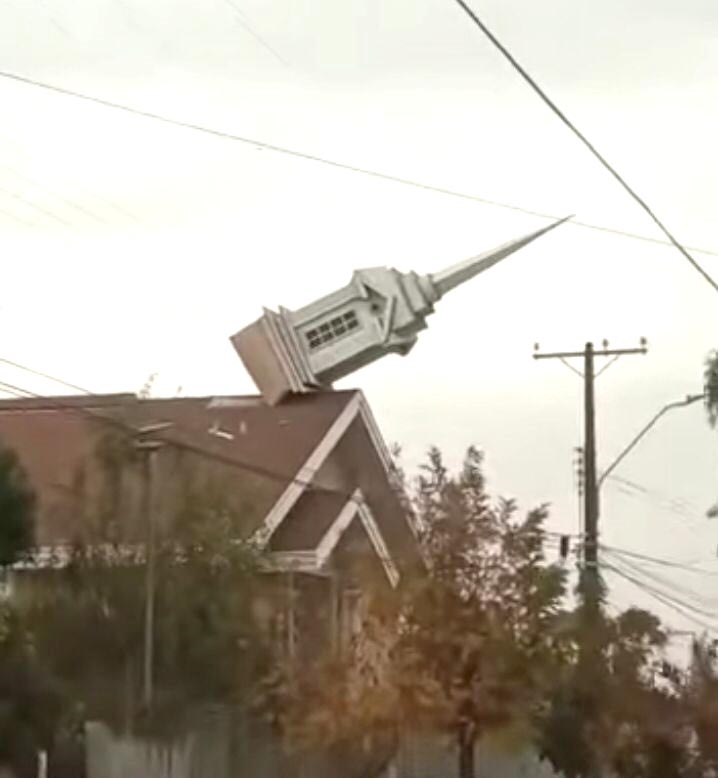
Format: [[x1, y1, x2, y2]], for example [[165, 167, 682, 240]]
[[231, 217, 570, 404], [429, 215, 572, 298]]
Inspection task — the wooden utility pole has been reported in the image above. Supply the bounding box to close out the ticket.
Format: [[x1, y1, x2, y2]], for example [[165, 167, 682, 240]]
[[135, 422, 172, 711], [534, 340, 647, 604], [140, 444, 159, 710]]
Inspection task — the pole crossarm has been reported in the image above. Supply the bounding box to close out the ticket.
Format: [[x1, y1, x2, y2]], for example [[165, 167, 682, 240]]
[[534, 347, 647, 360]]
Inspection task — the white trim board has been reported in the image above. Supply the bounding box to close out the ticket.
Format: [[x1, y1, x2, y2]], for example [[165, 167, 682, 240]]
[[357, 392, 421, 543], [254, 392, 361, 546], [265, 488, 399, 588]]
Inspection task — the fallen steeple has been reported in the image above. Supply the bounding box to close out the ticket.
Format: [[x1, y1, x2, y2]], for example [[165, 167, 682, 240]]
[[231, 216, 571, 404]]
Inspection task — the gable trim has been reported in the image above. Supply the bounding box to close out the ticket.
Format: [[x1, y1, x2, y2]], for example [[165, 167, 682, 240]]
[[356, 393, 420, 542], [266, 488, 399, 588], [355, 495, 400, 587], [254, 392, 362, 545]]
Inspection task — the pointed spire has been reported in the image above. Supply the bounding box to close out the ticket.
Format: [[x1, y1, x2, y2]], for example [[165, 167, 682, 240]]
[[429, 215, 572, 299]]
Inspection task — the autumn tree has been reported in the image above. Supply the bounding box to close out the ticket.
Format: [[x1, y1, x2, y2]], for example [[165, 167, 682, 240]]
[[274, 446, 569, 778]]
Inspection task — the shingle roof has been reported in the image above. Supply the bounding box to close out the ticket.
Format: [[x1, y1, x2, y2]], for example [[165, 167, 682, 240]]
[[0, 390, 358, 545]]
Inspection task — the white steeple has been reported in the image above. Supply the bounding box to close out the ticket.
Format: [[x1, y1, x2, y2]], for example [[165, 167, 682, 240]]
[[231, 217, 570, 404]]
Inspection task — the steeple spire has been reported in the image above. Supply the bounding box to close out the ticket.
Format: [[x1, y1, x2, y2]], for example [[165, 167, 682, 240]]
[[231, 216, 571, 404], [429, 215, 572, 299]]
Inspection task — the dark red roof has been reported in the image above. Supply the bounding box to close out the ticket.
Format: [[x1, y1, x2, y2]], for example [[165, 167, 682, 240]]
[[0, 390, 357, 545]]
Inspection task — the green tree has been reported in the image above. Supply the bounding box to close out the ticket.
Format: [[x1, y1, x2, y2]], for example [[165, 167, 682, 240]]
[[20, 428, 273, 740], [538, 604, 688, 778], [0, 602, 64, 775], [684, 638, 718, 773], [704, 352, 718, 427], [0, 444, 35, 567]]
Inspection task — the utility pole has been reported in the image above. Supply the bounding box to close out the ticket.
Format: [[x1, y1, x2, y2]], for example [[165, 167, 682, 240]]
[[534, 340, 647, 605], [573, 446, 584, 557], [135, 422, 172, 711], [583, 342, 598, 588]]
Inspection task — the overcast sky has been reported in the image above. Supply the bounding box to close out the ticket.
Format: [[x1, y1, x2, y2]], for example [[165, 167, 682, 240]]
[[1, 0, 717, 651]]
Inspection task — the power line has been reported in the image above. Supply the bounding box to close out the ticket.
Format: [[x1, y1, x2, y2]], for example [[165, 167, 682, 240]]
[[603, 560, 718, 634], [605, 555, 718, 625], [0, 165, 108, 225], [601, 543, 718, 577], [0, 356, 93, 395], [604, 474, 706, 536], [449, 0, 718, 295], [0, 185, 73, 227], [607, 473, 703, 516], [221, 0, 289, 66], [0, 68, 717, 258], [0, 205, 34, 227], [602, 548, 718, 608], [0, 129, 142, 225]]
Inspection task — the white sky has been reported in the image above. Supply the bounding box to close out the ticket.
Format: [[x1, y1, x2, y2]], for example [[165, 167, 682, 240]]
[[1, 0, 718, 651]]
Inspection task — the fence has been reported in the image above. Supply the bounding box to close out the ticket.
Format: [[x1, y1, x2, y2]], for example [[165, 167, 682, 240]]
[[84, 710, 561, 778]]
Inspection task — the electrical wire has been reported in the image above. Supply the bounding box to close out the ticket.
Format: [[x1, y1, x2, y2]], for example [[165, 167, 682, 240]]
[[603, 560, 718, 634], [0, 68, 717, 257], [604, 556, 718, 627], [0, 129, 143, 226], [449, 0, 718, 294], [0, 205, 34, 227], [602, 548, 718, 608], [601, 543, 718, 577], [0, 356, 94, 395], [221, 0, 289, 66], [0, 165, 108, 224], [0, 185, 73, 227], [603, 482, 706, 541], [605, 473, 704, 522]]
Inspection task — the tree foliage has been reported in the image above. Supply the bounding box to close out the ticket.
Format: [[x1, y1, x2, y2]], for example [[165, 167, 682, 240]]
[[0, 444, 35, 567], [704, 351, 718, 428], [0, 602, 64, 772], [685, 638, 718, 773], [273, 446, 570, 778], [273, 445, 708, 778], [19, 431, 272, 740], [537, 603, 687, 778]]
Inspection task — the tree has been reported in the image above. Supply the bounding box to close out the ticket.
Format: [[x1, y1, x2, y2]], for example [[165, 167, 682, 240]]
[[537, 603, 689, 778], [684, 637, 718, 773], [704, 352, 718, 427], [273, 446, 569, 778], [0, 444, 35, 567], [0, 602, 64, 776], [19, 428, 273, 740]]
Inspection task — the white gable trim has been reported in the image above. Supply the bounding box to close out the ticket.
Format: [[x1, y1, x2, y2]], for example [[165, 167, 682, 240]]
[[356, 393, 393, 473], [265, 489, 399, 588], [356, 392, 421, 542], [315, 488, 399, 588], [254, 392, 362, 546], [315, 494, 360, 561], [356, 495, 400, 588]]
